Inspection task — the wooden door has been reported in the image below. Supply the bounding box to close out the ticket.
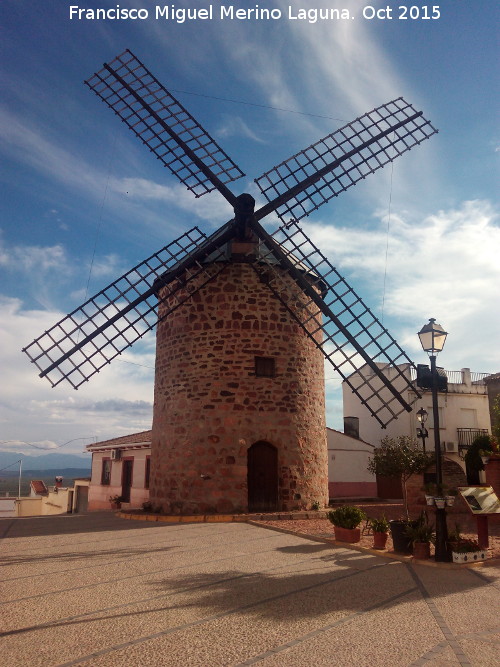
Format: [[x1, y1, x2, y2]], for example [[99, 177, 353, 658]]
[[121, 459, 134, 503], [75, 485, 88, 512], [247, 441, 278, 512]]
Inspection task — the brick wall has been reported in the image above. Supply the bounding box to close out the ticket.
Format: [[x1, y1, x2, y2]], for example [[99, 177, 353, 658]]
[[150, 258, 328, 514], [406, 458, 468, 515]]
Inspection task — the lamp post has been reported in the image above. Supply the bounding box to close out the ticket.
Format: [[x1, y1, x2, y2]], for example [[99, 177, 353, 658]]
[[417, 318, 449, 562], [416, 408, 429, 454]]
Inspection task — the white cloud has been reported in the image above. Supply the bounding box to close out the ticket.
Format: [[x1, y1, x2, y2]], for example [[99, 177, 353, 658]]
[[303, 199, 500, 371], [116, 177, 234, 225], [216, 116, 266, 144], [0, 237, 70, 274], [0, 297, 154, 453]]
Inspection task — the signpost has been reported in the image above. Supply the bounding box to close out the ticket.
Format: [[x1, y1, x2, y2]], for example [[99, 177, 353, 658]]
[[458, 486, 500, 549]]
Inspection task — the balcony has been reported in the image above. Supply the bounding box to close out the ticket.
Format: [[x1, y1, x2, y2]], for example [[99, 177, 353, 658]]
[[410, 367, 490, 394], [457, 428, 489, 447], [457, 428, 489, 458]]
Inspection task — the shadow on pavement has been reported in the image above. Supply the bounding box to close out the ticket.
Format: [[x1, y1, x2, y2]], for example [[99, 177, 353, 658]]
[[0, 512, 167, 539]]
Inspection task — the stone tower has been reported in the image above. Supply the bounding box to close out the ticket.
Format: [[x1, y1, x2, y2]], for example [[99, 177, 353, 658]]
[[149, 235, 328, 514]]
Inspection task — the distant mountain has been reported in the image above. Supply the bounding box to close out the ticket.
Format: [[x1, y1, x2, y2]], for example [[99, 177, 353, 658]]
[[0, 451, 91, 472]]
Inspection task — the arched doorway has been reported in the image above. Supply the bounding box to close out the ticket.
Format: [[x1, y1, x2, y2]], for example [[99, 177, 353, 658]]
[[247, 441, 278, 512]]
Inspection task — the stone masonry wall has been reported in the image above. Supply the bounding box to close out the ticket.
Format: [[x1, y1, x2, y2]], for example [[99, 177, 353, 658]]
[[150, 259, 328, 514]]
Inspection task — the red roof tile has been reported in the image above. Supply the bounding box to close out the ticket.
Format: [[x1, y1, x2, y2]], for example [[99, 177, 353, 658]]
[[86, 430, 152, 451], [31, 480, 49, 495]]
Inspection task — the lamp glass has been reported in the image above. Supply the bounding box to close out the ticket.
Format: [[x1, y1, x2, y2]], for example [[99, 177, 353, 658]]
[[418, 318, 448, 354], [416, 408, 428, 425]]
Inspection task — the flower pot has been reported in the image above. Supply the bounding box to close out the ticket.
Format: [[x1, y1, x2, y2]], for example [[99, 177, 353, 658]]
[[445, 496, 455, 507], [452, 550, 488, 563], [110, 502, 121, 511], [333, 525, 361, 543], [425, 495, 435, 506], [480, 456, 490, 465], [434, 497, 446, 509], [373, 531, 388, 550], [389, 520, 414, 554], [413, 542, 431, 560]]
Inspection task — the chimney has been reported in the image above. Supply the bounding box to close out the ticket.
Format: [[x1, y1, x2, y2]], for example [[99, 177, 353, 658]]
[[344, 416, 360, 439], [55, 476, 63, 488]]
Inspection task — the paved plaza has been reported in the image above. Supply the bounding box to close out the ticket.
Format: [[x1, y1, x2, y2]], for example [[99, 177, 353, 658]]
[[1, 512, 499, 666]]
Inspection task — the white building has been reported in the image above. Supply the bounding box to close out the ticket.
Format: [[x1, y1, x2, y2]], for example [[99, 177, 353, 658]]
[[343, 364, 492, 479], [86, 431, 151, 510], [327, 423, 376, 499]]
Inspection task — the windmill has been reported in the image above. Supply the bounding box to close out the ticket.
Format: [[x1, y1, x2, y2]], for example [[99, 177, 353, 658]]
[[23, 50, 437, 513]]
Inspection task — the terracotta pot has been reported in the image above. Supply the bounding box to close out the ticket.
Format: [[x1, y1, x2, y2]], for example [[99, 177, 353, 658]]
[[110, 502, 121, 510], [334, 525, 361, 543], [413, 542, 431, 560], [373, 531, 388, 550]]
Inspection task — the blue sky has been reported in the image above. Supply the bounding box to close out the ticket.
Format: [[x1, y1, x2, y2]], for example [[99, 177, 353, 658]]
[[1, 0, 498, 457]]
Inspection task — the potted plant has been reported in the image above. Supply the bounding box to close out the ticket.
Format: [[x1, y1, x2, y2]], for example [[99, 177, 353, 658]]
[[142, 500, 153, 512], [369, 516, 390, 550], [367, 436, 432, 553], [405, 513, 435, 560], [327, 506, 366, 543], [450, 538, 488, 563], [423, 483, 436, 506], [447, 525, 488, 563], [109, 494, 123, 510]]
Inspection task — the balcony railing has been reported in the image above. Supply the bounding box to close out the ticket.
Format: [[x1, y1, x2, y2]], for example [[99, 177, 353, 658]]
[[457, 428, 489, 447]]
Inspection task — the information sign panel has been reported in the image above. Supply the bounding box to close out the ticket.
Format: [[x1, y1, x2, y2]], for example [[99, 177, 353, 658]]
[[458, 486, 500, 515]]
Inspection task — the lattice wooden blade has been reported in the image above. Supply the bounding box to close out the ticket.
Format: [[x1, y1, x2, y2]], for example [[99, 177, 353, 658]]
[[248, 219, 420, 428], [85, 50, 243, 202], [255, 98, 437, 224], [22, 226, 233, 389]]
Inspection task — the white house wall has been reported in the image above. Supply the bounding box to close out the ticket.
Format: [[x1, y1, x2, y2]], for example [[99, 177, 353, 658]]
[[88, 449, 150, 510], [327, 428, 377, 498], [343, 366, 491, 473]]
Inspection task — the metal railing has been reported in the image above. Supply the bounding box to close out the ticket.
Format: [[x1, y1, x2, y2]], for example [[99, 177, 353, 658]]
[[457, 428, 489, 447], [410, 368, 490, 385]]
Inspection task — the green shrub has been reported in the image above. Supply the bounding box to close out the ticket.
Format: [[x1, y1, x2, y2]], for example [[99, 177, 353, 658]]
[[369, 516, 389, 533], [327, 506, 366, 529], [405, 513, 435, 544]]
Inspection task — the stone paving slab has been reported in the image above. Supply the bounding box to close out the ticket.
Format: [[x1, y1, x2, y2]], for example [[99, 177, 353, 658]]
[[1, 512, 499, 666]]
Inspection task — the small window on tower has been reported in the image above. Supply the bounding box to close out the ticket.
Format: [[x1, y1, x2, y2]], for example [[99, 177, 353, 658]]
[[255, 356, 275, 377]]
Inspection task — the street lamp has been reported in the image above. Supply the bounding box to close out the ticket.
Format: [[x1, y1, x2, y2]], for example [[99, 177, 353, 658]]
[[417, 318, 449, 562], [416, 408, 429, 454]]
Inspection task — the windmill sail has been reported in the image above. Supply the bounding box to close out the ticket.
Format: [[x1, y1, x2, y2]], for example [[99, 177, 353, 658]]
[[24, 51, 439, 427], [247, 219, 419, 427], [85, 50, 243, 203], [22, 226, 235, 389], [255, 97, 437, 224]]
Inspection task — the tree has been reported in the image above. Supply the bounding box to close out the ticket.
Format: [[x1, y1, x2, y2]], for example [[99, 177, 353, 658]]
[[491, 395, 500, 443], [464, 431, 500, 475], [367, 436, 433, 521]]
